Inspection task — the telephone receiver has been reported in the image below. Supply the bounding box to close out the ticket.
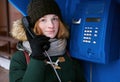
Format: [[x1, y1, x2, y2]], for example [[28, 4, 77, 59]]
[[22, 16, 50, 50], [22, 16, 36, 39]]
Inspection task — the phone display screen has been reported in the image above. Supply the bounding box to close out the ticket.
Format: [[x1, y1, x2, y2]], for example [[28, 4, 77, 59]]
[[86, 18, 101, 22]]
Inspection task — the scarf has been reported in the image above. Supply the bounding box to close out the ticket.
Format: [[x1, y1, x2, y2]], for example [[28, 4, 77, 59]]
[[22, 39, 67, 56]]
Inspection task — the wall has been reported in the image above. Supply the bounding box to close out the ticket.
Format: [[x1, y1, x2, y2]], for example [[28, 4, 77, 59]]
[[0, 0, 22, 58]]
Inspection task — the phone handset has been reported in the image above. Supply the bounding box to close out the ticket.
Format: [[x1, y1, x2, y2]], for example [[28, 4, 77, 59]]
[[22, 16, 49, 50], [22, 16, 35, 39]]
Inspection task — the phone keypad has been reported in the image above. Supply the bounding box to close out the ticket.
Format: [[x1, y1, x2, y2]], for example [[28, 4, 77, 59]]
[[83, 26, 98, 44]]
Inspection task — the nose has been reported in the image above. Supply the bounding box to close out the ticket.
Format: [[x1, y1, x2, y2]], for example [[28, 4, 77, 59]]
[[47, 20, 54, 28]]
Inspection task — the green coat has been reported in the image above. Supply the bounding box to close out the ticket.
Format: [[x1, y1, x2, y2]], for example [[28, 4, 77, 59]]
[[9, 51, 86, 82]]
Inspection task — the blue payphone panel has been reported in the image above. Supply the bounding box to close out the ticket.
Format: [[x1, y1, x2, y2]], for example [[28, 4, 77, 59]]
[[69, 0, 120, 64]]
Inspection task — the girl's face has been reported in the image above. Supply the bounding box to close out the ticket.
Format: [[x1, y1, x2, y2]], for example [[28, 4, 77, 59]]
[[38, 14, 59, 38]]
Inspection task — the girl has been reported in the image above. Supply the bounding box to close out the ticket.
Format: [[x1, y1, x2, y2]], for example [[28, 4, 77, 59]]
[[9, 0, 86, 82]]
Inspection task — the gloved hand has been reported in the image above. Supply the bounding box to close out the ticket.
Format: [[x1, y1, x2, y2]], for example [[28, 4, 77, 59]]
[[22, 16, 50, 60], [29, 35, 50, 60]]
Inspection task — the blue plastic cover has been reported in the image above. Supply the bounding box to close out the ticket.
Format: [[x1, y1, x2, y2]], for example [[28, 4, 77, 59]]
[[8, 0, 79, 25], [8, 0, 30, 16]]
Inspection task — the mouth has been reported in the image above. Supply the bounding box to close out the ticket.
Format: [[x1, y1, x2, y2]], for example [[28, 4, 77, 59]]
[[47, 30, 55, 33]]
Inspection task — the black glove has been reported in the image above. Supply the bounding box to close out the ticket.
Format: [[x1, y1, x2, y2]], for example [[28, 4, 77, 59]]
[[29, 35, 50, 60]]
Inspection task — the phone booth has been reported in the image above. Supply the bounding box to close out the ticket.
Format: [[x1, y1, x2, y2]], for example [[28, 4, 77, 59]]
[[8, 0, 120, 82]]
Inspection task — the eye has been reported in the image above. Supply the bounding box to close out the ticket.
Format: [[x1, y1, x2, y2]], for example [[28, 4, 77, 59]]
[[39, 18, 46, 22], [52, 17, 59, 21]]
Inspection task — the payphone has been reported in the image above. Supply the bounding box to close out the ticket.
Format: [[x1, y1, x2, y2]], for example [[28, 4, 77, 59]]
[[69, 0, 120, 64]]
